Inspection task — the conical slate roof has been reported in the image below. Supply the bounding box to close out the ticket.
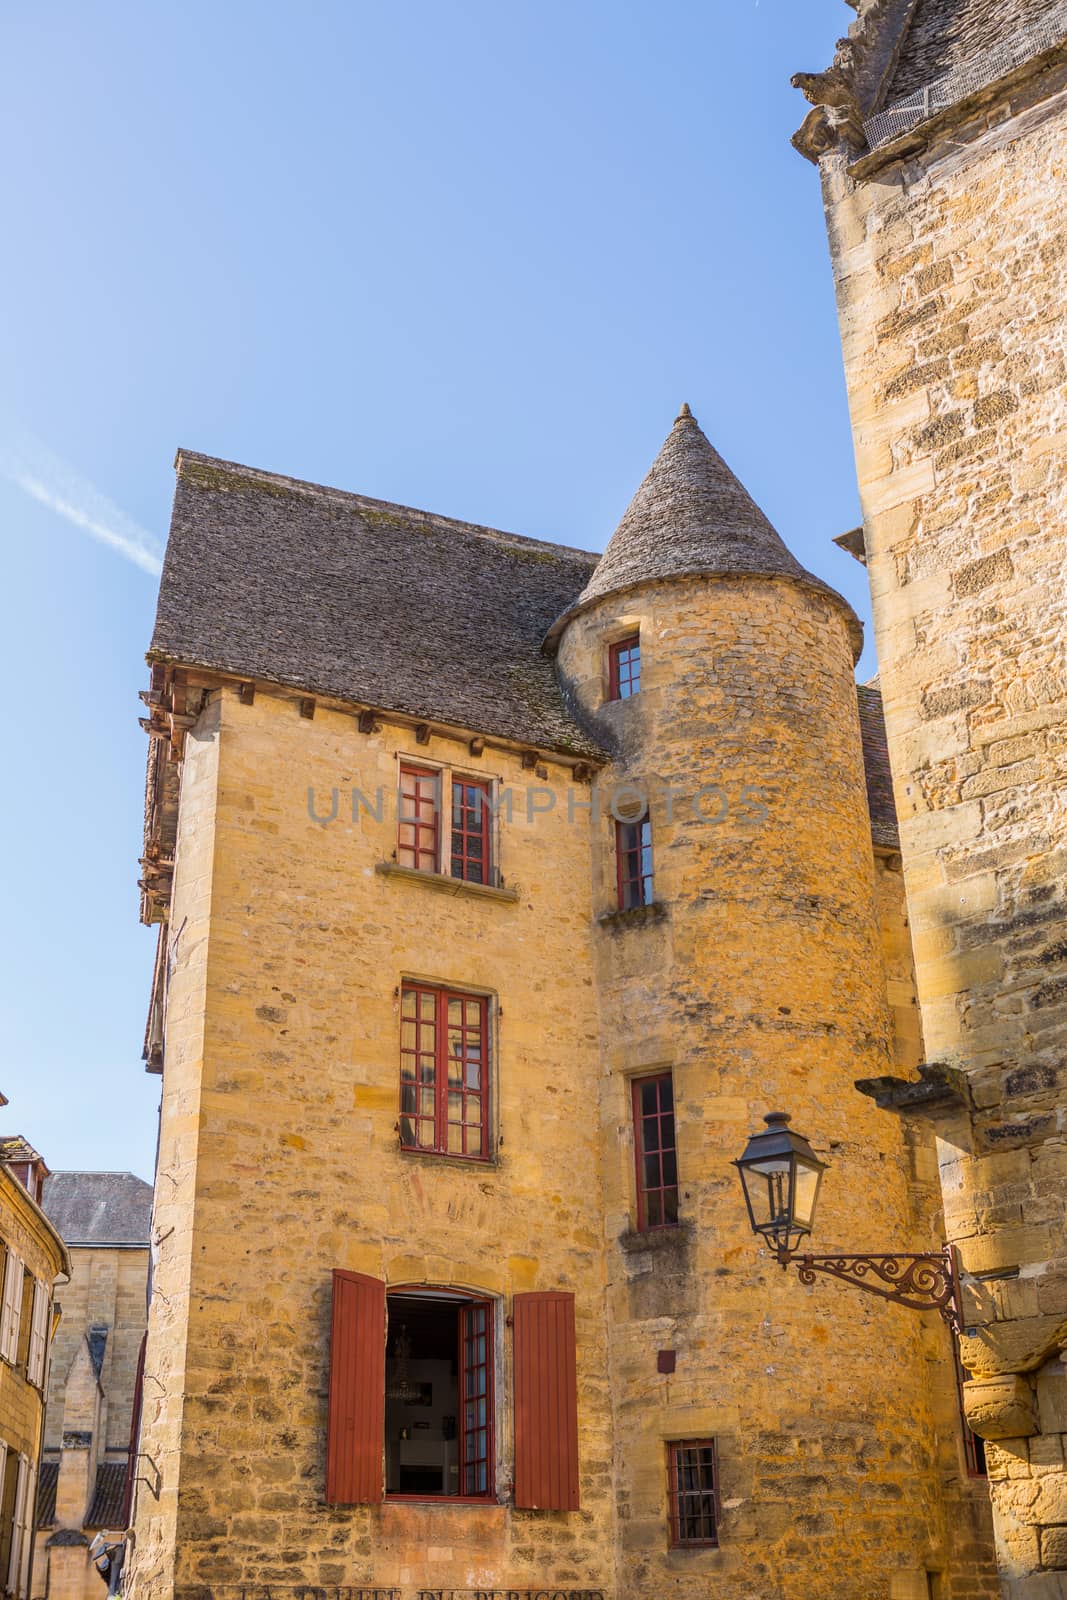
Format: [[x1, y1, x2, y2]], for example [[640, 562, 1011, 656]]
[[545, 406, 862, 657]]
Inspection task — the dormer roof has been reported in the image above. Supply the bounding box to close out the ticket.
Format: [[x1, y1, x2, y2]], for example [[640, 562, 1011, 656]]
[[545, 406, 861, 657]]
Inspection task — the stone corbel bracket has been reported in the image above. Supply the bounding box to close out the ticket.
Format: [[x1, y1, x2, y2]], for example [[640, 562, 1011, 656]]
[[791, 0, 922, 162], [854, 1059, 973, 1119]]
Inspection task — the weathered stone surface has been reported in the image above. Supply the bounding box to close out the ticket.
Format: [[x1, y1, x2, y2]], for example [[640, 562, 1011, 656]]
[[805, 3, 1067, 1587], [964, 1374, 1040, 1439], [129, 554, 994, 1597]]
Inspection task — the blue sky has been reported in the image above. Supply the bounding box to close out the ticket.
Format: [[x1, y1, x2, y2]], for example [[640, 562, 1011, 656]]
[[0, 0, 861, 1182]]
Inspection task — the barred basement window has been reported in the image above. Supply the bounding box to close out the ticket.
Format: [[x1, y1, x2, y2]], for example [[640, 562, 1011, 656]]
[[609, 635, 641, 700], [616, 814, 654, 909], [633, 1073, 679, 1230], [667, 1440, 719, 1547], [399, 984, 489, 1159]]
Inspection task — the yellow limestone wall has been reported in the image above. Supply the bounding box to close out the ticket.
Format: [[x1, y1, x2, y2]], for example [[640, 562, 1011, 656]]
[[129, 690, 613, 1599], [0, 1171, 66, 1600], [0, 1174, 63, 1459], [130, 575, 1000, 1600], [557, 574, 996, 1600], [816, 60, 1067, 1595]]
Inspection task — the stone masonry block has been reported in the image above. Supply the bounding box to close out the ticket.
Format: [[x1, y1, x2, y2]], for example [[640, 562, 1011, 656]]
[[964, 1374, 1039, 1440]]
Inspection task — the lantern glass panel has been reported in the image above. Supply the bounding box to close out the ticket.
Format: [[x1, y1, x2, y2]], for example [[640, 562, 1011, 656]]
[[742, 1157, 791, 1236], [792, 1160, 822, 1233]]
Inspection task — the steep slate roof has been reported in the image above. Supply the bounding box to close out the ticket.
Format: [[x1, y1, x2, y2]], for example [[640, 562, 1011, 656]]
[[545, 407, 863, 657], [886, 0, 1063, 101], [858, 685, 900, 849], [36, 1462, 58, 1528], [151, 451, 605, 759], [41, 1173, 153, 1247], [151, 433, 894, 841], [85, 1462, 128, 1529]]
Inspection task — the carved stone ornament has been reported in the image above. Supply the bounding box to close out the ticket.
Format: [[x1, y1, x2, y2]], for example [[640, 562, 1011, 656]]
[[791, 0, 922, 162]]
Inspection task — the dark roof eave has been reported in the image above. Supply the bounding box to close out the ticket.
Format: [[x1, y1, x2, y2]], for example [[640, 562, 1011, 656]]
[[145, 650, 610, 765]]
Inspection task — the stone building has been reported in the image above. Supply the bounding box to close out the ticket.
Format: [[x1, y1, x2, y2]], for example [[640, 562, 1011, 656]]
[[129, 416, 1000, 1599], [33, 1172, 152, 1600], [792, 1, 1067, 1593], [0, 1130, 69, 1600]]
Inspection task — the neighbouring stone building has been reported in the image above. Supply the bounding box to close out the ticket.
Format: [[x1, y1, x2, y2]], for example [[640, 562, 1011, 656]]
[[793, 0, 1067, 1594], [128, 414, 1000, 1600], [33, 1172, 152, 1600], [0, 1127, 69, 1600]]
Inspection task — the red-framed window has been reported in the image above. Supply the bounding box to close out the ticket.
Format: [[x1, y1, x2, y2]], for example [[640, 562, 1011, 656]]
[[609, 635, 641, 700], [451, 778, 492, 884], [399, 984, 489, 1159], [616, 814, 654, 909], [460, 1301, 492, 1495], [633, 1073, 679, 1231], [383, 1290, 495, 1502], [667, 1440, 719, 1547], [398, 765, 440, 872]]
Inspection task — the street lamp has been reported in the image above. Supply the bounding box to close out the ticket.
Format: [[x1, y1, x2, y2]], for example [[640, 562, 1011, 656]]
[[733, 1112, 826, 1257], [733, 1110, 961, 1329]]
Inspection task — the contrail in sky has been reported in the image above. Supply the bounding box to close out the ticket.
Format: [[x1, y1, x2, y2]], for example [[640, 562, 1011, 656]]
[[0, 430, 163, 576]]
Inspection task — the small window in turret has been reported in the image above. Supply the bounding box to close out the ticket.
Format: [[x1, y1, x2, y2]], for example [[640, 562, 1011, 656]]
[[616, 813, 653, 909], [608, 635, 641, 700]]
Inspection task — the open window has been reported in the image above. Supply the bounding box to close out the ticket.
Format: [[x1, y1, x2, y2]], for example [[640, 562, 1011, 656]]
[[385, 1290, 494, 1500], [325, 1274, 578, 1511]]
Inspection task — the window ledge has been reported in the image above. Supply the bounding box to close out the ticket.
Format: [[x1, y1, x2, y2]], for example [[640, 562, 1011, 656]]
[[618, 1220, 692, 1255], [376, 862, 519, 903], [398, 1145, 497, 1169], [597, 900, 668, 930], [384, 1494, 505, 1508]]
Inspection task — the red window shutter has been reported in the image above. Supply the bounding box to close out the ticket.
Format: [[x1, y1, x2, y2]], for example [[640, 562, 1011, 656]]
[[326, 1270, 386, 1505], [513, 1291, 579, 1511]]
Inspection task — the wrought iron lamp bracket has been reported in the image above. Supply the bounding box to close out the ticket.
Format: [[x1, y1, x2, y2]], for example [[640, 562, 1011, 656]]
[[777, 1243, 961, 1331]]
